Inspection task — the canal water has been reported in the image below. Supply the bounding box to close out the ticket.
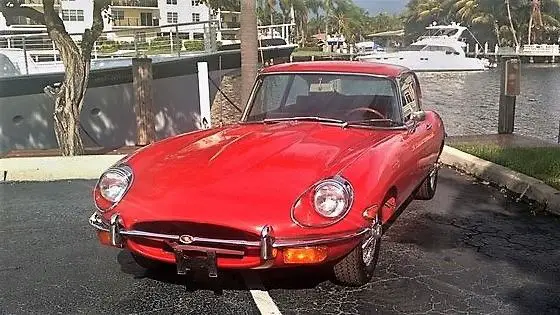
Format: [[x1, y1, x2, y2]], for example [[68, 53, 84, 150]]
[[417, 64, 560, 144]]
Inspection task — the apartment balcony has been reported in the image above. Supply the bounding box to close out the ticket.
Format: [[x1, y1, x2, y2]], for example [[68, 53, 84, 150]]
[[220, 21, 240, 29], [111, 0, 158, 8], [7, 16, 46, 27], [112, 17, 159, 27]]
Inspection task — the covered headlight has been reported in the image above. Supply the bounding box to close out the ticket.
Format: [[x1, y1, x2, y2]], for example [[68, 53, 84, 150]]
[[94, 164, 133, 212], [313, 180, 351, 218], [291, 175, 354, 228]]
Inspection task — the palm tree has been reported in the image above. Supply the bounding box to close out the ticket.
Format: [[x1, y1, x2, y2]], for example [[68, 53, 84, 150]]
[[240, 0, 258, 109], [505, 0, 519, 47]]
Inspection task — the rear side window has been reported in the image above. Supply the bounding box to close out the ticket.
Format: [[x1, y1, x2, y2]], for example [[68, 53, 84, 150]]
[[399, 74, 419, 120]]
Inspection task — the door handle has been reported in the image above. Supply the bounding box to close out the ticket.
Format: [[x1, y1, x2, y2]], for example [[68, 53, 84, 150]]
[[426, 124, 432, 130]]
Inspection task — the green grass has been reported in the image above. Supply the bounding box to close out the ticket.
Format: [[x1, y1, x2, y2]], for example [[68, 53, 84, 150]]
[[451, 143, 560, 190]]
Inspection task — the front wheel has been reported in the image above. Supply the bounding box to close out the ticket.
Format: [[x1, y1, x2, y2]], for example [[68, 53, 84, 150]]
[[332, 222, 382, 286], [332, 195, 394, 286]]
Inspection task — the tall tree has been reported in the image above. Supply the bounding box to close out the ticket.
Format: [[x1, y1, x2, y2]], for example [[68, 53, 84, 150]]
[[505, 0, 519, 47], [202, 0, 240, 11], [240, 0, 258, 109], [0, 0, 109, 156]]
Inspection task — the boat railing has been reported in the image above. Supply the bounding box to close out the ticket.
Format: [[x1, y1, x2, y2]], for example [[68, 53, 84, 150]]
[[0, 19, 296, 75]]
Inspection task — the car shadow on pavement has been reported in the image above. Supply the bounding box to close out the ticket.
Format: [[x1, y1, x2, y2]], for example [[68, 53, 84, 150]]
[[385, 167, 560, 313], [116, 249, 333, 294]]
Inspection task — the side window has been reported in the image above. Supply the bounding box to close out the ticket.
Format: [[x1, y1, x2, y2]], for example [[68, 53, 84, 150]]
[[399, 74, 419, 120]]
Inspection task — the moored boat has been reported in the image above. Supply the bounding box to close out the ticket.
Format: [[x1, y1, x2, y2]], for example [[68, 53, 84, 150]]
[[356, 23, 491, 72]]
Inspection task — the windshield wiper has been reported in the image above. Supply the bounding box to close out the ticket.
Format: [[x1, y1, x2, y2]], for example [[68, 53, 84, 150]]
[[343, 119, 404, 128], [263, 116, 346, 125]]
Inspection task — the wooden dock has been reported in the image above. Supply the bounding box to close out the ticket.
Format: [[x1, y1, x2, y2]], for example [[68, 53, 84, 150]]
[[465, 43, 560, 63]]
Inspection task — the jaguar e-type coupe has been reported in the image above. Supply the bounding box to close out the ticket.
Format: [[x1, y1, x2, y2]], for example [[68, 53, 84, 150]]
[[89, 61, 445, 286]]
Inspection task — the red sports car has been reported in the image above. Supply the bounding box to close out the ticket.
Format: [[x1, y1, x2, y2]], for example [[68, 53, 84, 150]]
[[89, 61, 445, 286]]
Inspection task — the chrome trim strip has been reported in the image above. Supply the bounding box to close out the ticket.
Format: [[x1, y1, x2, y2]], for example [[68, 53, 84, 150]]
[[272, 228, 369, 247], [88, 211, 367, 249]]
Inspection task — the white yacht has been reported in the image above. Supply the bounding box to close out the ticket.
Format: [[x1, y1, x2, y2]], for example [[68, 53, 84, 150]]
[[356, 23, 491, 71]]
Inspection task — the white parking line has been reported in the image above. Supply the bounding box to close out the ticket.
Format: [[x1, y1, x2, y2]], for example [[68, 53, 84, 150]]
[[242, 272, 283, 315]]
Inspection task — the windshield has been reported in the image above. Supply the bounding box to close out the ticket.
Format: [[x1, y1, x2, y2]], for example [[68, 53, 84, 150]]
[[244, 73, 402, 126]]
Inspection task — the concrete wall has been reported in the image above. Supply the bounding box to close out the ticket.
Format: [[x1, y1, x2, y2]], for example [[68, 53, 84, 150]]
[[0, 68, 235, 155]]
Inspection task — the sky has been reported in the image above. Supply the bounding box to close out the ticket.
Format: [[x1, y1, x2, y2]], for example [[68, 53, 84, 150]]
[[353, 0, 408, 14]]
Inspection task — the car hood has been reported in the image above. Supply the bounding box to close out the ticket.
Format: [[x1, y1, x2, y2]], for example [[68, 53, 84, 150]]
[[119, 122, 397, 231]]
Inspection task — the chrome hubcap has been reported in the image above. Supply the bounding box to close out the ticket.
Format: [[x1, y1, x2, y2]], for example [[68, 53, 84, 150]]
[[429, 168, 437, 189], [362, 221, 382, 265]]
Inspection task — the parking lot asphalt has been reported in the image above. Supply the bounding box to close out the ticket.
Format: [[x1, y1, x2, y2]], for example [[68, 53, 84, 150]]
[[1, 167, 559, 315]]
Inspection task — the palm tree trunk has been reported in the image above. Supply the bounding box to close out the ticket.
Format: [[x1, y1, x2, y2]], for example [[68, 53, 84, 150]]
[[505, 0, 519, 47], [494, 21, 501, 46], [528, 14, 533, 45], [240, 0, 258, 109]]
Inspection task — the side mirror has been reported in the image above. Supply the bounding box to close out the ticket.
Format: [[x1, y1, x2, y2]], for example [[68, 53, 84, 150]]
[[405, 111, 425, 133], [410, 110, 426, 122]]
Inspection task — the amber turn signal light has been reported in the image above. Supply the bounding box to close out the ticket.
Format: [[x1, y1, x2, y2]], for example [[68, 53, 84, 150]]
[[97, 230, 113, 247], [282, 246, 328, 264]]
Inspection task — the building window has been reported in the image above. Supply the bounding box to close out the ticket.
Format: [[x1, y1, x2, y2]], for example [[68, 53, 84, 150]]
[[61, 9, 84, 21], [140, 12, 154, 26], [167, 12, 178, 24], [192, 13, 200, 22], [191, 0, 200, 6], [112, 10, 124, 20], [167, 0, 177, 4]]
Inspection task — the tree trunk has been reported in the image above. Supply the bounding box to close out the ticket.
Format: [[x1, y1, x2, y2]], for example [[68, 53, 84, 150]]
[[505, 0, 519, 47], [528, 14, 533, 45], [240, 0, 258, 109], [494, 21, 501, 46], [53, 55, 89, 156], [1, 0, 107, 156], [43, 8, 90, 155]]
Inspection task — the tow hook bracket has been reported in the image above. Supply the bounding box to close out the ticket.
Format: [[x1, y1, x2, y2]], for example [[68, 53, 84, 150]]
[[207, 251, 217, 278], [173, 247, 219, 278]]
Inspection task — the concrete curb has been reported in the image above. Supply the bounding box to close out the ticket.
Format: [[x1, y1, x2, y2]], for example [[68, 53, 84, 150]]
[[440, 145, 560, 216], [1, 155, 126, 182]]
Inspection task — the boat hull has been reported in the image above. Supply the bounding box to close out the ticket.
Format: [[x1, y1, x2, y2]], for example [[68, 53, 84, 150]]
[[356, 51, 489, 72], [0, 44, 296, 155]]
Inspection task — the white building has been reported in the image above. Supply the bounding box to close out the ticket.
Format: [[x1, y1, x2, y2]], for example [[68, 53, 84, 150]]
[[0, 0, 212, 41], [0, 0, 104, 37], [157, 0, 211, 40]]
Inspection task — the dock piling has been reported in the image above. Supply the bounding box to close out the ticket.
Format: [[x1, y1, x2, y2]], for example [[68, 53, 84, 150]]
[[132, 57, 156, 145], [498, 58, 520, 134]]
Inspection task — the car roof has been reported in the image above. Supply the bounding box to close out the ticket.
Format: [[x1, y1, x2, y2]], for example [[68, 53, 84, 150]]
[[260, 61, 410, 78]]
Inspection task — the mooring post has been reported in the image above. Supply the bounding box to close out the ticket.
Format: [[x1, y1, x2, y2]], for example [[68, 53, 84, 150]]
[[498, 58, 520, 134], [557, 119, 560, 144], [132, 57, 156, 145], [197, 61, 211, 129]]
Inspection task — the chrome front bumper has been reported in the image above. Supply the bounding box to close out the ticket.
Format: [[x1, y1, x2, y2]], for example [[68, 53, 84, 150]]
[[89, 212, 369, 261]]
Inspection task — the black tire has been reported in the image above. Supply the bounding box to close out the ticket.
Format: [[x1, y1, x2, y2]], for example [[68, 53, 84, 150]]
[[415, 166, 438, 200], [132, 253, 166, 270], [332, 238, 381, 286], [332, 195, 388, 287]]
